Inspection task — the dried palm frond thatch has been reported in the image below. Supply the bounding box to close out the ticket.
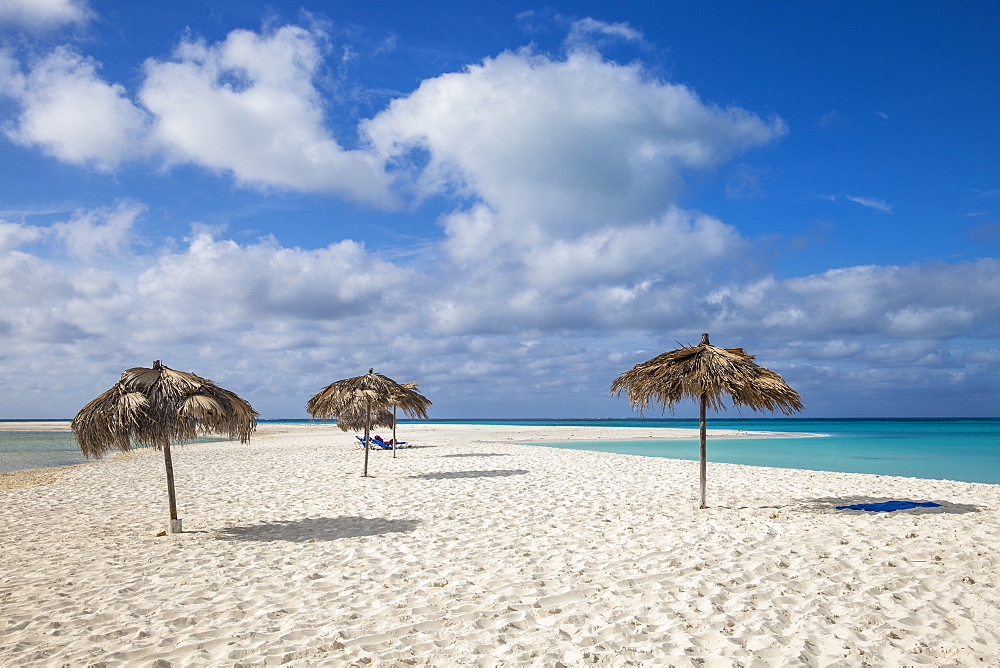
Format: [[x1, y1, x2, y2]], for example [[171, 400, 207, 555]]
[[71, 360, 257, 532], [611, 334, 802, 508], [337, 408, 395, 433], [306, 369, 431, 475]]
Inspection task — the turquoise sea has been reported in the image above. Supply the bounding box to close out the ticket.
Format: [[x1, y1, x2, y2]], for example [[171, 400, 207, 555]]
[[0, 430, 88, 474], [0, 427, 228, 474], [2, 418, 997, 484]]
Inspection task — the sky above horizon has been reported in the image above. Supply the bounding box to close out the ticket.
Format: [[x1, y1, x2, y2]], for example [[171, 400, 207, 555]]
[[0, 0, 997, 419]]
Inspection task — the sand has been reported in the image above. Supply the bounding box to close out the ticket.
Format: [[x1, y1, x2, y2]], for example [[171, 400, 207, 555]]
[[1, 422, 998, 666], [0, 422, 71, 431]]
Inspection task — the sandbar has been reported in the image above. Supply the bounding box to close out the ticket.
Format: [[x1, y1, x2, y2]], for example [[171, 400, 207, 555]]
[[1, 423, 997, 665]]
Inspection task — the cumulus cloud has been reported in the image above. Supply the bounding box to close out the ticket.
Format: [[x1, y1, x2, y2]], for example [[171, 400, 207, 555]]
[[0, 204, 142, 341], [0, 200, 141, 259], [360, 42, 787, 343], [0, 17, 996, 418], [52, 200, 144, 260], [139, 25, 393, 202], [521, 208, 741, 288], [0, 245, 54, 304], [706, 259, 1000, 339], [1, 47, 150, 170], [0, 220, 43, 252], [0, 208, 425, 413], [365, 48, 786, 227], [0, 23, 394, 201], [3, 19, 781, 213], [442, 204, 741, 289], [1, 201, 998, 417], [133, 230, 416, 338], [0, 0, 91, 30], [425, 202, 748, 338]]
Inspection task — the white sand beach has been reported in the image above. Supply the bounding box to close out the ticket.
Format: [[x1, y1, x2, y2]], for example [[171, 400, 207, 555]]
[[1, 422, 998, 666]]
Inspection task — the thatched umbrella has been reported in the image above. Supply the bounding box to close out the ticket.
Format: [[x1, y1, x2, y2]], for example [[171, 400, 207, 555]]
[[71, 360, 257, 532], [611, 334, 803, 508], [306, 369, 431, 476]]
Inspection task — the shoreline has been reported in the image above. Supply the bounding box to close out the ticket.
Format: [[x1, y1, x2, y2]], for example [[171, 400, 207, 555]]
[[0, 421, 973, 489], [0, 422, 819, 488], [2, 423, 999, 665]]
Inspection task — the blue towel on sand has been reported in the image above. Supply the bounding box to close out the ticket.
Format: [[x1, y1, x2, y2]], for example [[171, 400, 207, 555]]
[[836, 501, 942, 512]]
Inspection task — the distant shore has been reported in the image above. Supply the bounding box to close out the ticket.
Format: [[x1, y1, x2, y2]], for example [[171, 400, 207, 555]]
[[0, 421, 73, 431], [2, 422, 998, 665]]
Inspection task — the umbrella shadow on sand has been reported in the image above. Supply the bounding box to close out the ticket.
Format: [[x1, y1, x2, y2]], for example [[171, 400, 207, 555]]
[[800, 496, 982, 515], [215, 516, 421, 542], [442, 453, 513, 458], [411, 469, 528, 480]]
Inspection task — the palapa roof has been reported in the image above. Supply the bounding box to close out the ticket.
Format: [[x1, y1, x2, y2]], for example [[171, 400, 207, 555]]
[[611, 334, 803, 415], [306, 369, 431, 431], [336, 408, 396, 432], [71, 361, 258, 458]]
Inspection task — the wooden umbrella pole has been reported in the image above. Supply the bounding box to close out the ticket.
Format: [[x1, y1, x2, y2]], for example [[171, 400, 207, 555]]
[[392, 405, 398, 459], [363, 398, 371, 477], [699, 392, 708, 509], [163, 443, 182, 532]]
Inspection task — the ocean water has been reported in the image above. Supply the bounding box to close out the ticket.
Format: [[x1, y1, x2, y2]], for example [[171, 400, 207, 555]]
[[0, 430, 88, 473], [416, 418, 999, 484], [0, 427, 228, 474], [2, 419, 997, 484]]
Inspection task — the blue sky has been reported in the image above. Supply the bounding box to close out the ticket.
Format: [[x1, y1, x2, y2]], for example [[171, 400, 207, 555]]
[[0, 0, 997, 419]]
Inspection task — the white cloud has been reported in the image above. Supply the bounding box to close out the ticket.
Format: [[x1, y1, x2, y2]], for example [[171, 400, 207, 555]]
[[133, 230, 416, 335], [0, 220, 43, 252], [361, 42, 784, 342], [0, 24, 395, 202], [365, 48, 786, 227], [846, 195, 894, 214], [565, 18, 644, 50], [3, 20, 781, 214], [0, 203, 997, 418], [968, 349, 1000, 363], [706, 259, 1000, 339], [1, 47, 150, 170], [429, 204, 747, 336], [139, 25, 394, 203], [884, 306, 976, 338], [522, 208, 740, 288], [0, 17, 996, 418], [0, 243, 68, 310], [0, 201, 140, 260], [52, 199, 144, 260], [0, 0, 91, 30]]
